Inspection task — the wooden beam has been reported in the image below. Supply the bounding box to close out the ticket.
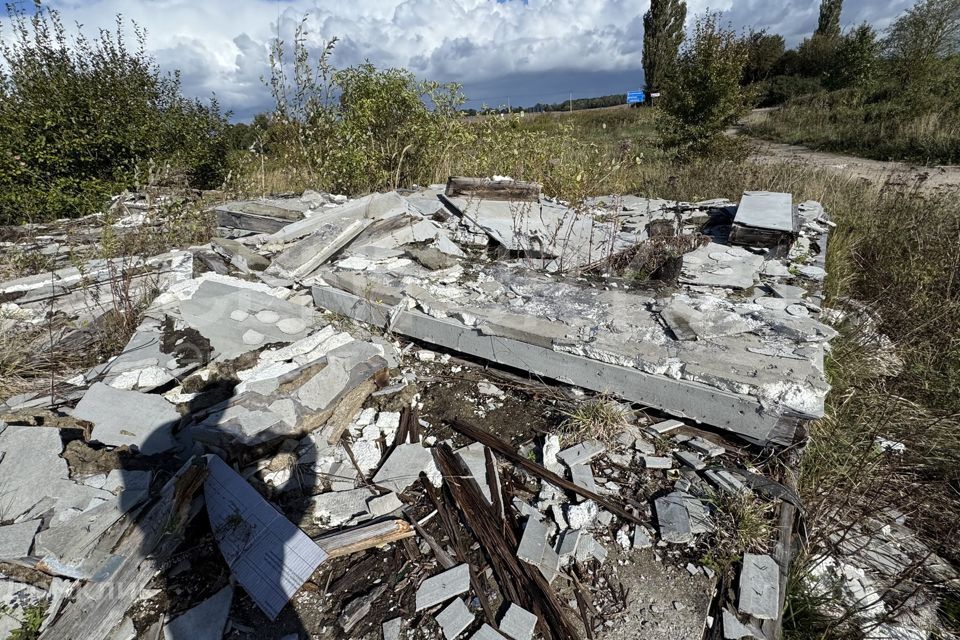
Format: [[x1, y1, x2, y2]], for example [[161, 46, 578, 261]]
[[445, 176, 541, 202], [314, 519, 414, 558]]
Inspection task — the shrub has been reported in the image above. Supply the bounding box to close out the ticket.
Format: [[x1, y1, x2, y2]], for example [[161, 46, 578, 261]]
[[756, 75, 824, 106], [0, 2, 228, 224], [660, 13, 749, 158]]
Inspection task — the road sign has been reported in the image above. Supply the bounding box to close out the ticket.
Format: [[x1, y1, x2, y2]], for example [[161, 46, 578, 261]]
[[626, 90, 645, 104]]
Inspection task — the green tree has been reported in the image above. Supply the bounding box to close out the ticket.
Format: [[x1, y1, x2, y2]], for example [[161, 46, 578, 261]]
[[827, 23, 880, 89], [815, 0, 843, 39], [660, 12, 749, 157], [0, 1, 228, 223], [795, 34, 839, 79], [885, 0, 960, 89], [743, 29, 785, 84], [642, 0, 687, 102]]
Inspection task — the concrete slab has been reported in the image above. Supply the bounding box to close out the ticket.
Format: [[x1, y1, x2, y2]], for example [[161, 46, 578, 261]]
[[470, 624, 507, 640], [73, 383, 178, 454], [557, 441, 605, 467], [373, 443, 440, 493], [416, 564, 471, 611]]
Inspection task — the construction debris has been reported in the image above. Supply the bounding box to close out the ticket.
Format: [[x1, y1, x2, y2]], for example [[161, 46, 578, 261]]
[[0, 181, 865, 639]]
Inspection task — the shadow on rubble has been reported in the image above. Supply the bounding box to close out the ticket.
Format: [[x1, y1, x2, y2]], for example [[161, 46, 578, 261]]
[[103, 374, 318, 638]]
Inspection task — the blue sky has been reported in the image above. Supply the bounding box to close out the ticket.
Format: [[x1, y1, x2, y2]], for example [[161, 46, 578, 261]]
[[5, 0, 913, 120]]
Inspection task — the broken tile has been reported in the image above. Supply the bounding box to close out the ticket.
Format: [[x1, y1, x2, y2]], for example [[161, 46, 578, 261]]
[[470, 624, 507, 640], [675, 451, 706, 471], [382, 618, 402, 640], [373, 443, 441, 493], [647, 419, 683, 435], [163, 585, 233, 640], [516, 516, 560, 583], [738, 553, 780, 620], [557, 440, 605, 467], [72, 383, 178, 454], [688, 436, 725, 458], [415, 564, 471, 611], [642, 456, 673, 469], [0, 519, 41, 559], [569, 463, 598, 493], [435, 598, 474, 639], [367, 492, 403, 517], [499, 603, 538, 640]]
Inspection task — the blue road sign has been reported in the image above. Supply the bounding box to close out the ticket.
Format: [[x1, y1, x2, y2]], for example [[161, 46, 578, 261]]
[[626, 90, 645, 104]]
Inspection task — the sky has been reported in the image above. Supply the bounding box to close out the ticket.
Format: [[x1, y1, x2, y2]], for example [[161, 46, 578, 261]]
[[8, 0, 913, 121]]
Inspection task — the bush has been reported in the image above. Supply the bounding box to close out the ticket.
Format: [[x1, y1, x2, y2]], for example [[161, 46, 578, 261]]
[[755, 75, 824, 106], [0, 2, 228, 224], [660, 13, 749, 158]]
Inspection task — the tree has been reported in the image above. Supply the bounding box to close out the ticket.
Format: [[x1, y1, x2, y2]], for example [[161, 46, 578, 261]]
[[743, 30, 786, 84], [827, 23, 880, 89], [795, 34, 839, 79], [815, 0, 843, 39], [885, 0, 960, 88], [660, 13, 749, 157], [642, 0, 687, 102], [0, 2, 228, 223]]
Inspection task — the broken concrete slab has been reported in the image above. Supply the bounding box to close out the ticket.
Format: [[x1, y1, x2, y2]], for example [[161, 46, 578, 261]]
[[569, 463, 598, 493], [72, 383, 178, 454], [373, 443, 441, 494], [435, 598, 474, 639], [722, 609, 764, 639], [557, 440, 605, 467], [163, 585, 233, 640], [681, 243, 764, 290], [213, 199, 308, 233], [470, 624, 507, 640], [211, 237, 270, 272], [674, 451, 706, 471], [516, 516, 560, 583], [457, 442, 491, 503], [655, 491, 711, 544], [499, 603, 538, 640], [730, 191, 796, 247], [643, 456, 673, 469], [738, 553, 780, 620], [415, 564, 471, 611], [0, 519, 41, 559], [688, 436, 725, 458]]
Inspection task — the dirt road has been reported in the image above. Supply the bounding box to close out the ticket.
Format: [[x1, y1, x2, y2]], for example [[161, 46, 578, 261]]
[[732, 109, 960, 194]]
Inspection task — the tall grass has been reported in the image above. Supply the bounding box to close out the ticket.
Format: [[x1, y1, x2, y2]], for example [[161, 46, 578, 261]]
[[745, 91, 960, 165]]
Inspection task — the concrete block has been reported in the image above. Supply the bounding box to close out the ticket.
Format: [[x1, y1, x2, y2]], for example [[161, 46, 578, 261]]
[[416, 564, 471, 611], [373, 443, 441, 493], [675, 451, 706, 471], [569, 463, 598, 493], [688, 436, 724, 458], [557, 440, 605, 467], [642, 456, 673, 469]]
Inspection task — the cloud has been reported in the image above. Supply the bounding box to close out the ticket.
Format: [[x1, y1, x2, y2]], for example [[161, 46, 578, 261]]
[[31, 0, 913, 120]]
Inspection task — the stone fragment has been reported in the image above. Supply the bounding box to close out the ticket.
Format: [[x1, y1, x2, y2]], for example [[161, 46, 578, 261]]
[[642, 456, 673, 469], [647, 419, 683, 435], [738, 553, 780, 620], [457, 442, 491, 502], [163, 585, 233, 640], [705, 469, 748, 495], [367, 492, 403, 516], [470, 624, 507, 640], [382, 618, 402, 640], [569, 463, 598, 493], [477, 381, 506, 399], [557, 440, 605, 467], [722, 609, 763, 639], [655, 491, 700, 544], [311, 488, 371, 528], [557, 529, 582, 561], [415, 564, 471, 611], [675, 451, 706, 471], [242, 329, 265, 345], [566, 501, 598, 530], [633, 526, 653, 549], [72, 382, 178, 454], [499, 603, 538, 640], [373, 443, 441, 493], [688, 436, 724, 458], [516, 516, 560, 583], [435, 598, 474, 639], [0, 519, 41, 559]]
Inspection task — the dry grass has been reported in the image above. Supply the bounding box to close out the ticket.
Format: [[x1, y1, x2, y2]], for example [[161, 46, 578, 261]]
[[560, 396, 632, 445], [702, 490, 777, 571]]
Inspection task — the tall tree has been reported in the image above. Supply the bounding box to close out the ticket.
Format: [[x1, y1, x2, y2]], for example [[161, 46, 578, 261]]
[[815, 0, 843, 39], [885, 0, 960, 89], [642, 0, 687, 102]]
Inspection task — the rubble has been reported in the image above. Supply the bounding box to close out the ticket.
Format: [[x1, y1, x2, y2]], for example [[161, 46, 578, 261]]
[[0, 182, 848, 639]]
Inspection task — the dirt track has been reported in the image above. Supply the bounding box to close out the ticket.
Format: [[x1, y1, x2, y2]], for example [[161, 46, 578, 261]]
[[732, 109, 960, 194]]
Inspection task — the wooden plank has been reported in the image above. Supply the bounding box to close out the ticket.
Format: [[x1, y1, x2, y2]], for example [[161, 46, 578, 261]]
[[445, 176, 541, 202], [40, 459, 206, 640], [447, 418, 645, 526], [314, 519, 414, 558]]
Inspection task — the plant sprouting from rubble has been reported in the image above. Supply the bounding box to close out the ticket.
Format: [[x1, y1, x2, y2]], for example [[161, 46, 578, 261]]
[[561, 396, 632, 444], [1, 602, 47, 640], [701, 490, 775, 571]]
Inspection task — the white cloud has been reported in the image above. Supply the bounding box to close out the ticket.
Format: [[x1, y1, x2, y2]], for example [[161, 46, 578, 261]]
[[36, 0, 913, 119]]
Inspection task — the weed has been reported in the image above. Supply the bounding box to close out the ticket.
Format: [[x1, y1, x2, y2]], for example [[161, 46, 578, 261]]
[[701, 490, 776, 572], [560, 396, 631, 445]]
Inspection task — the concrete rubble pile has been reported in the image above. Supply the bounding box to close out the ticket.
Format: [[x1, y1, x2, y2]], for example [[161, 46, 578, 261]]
[[0, 178, 947, 639]]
